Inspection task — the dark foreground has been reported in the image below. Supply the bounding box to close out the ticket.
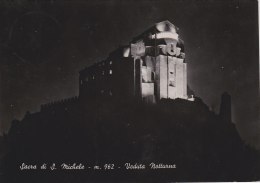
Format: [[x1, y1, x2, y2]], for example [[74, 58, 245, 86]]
[[2, 98, 260, 182]]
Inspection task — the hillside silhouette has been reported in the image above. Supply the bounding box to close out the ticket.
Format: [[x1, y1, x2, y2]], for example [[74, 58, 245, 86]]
[[3, 96, 260, 182]]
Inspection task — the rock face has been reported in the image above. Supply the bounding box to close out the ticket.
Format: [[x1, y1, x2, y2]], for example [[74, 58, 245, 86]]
[[3, 97, 260, 182]]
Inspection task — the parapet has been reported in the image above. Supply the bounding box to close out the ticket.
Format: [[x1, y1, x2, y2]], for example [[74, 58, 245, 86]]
[[40, 96, 79, 111]]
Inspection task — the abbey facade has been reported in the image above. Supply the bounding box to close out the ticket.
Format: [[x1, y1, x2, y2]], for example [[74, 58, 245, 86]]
[[79, 20, 188, 103]]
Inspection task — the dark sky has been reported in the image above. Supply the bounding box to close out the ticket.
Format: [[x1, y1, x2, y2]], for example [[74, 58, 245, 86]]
[[0, 0, 259, 148]]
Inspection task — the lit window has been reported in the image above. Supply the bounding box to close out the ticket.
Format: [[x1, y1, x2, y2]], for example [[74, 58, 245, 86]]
[[92, 75, 95, 79], [109, 70, 112, 75], [110, 61, 112, 65]]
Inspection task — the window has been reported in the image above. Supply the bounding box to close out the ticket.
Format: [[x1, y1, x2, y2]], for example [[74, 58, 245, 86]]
[[169, 80, 175, 87], [109, 70, 112, 75], [102, 71, 105, 75], [109, 61, 112, 65], [85, 77, 88, 82], [151, 72, 155, 81], [92, 75, 95, 80], [171, 44, 174, 52], [80, 80, 83, 85], [142, 60, 147, 66]]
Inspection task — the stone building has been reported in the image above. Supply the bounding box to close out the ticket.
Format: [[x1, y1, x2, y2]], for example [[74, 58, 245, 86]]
[[79, 20, 188, 103]]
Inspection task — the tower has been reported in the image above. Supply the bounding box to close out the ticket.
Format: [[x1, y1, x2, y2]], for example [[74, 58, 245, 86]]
[[127, 20, 187, 103]]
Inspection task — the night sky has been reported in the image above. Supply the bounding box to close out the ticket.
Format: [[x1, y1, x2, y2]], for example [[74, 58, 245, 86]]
[[0, 0, 259, 148]]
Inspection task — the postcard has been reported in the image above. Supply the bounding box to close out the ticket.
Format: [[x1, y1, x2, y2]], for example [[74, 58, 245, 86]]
[[0, 0, 259, 182]]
